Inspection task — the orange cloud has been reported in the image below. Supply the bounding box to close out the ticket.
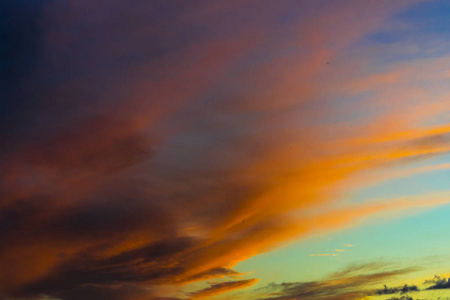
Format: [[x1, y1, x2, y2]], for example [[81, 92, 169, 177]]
[[189, 279, 258, 299]]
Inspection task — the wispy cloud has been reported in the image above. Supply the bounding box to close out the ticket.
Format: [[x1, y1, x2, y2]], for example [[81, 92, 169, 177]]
[[189, 279, 259, 299], [256, 263, 420, 300]]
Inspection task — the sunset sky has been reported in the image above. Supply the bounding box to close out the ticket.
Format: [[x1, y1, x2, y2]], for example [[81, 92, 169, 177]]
[[2, 1, 450, 300]]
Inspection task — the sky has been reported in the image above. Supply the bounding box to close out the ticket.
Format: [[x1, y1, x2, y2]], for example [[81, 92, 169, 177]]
[[1, 1, 450, 300]]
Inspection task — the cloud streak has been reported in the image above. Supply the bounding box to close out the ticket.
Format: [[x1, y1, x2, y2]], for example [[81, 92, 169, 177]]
[[189, 279, 259, 299], [256, 263, 420, 300]]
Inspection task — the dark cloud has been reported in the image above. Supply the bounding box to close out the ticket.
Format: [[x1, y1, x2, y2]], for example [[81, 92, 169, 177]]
[[256, 263, 420, 300], [425, 275, 450, 290], [374, 284, 418, 295], [12, 238, 195, 299], [11, 283, 181, 300]]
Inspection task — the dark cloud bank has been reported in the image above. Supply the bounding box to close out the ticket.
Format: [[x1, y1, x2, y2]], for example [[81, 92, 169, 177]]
[[0, 1, 285, 299]]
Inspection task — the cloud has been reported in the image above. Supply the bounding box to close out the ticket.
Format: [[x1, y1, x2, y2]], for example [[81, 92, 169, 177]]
[[185, 268, 243, 282], [189, 279, 259, 299], [2, 0, 449, 299], [256, 263, 419, 300], [374, 284, 418, 295], [425, 275, 450, 290]]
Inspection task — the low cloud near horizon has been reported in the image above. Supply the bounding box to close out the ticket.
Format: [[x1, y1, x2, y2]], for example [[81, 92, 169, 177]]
[[255, 263, 420, 300]]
